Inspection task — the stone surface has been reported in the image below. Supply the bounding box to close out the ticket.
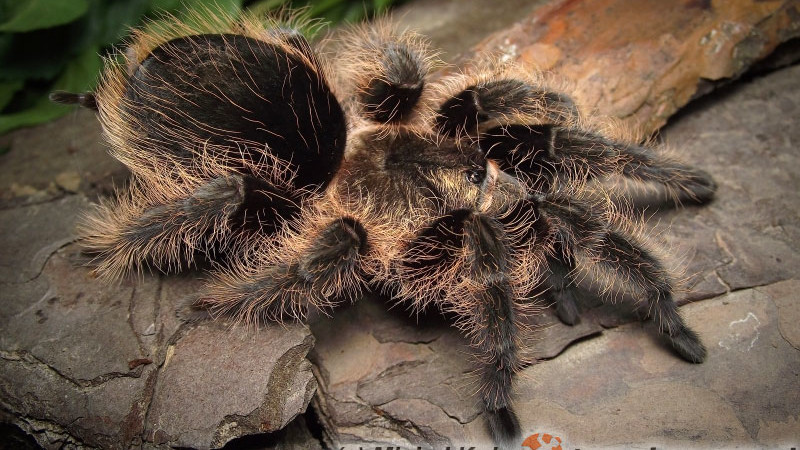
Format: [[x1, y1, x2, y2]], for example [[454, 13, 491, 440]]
[[514, 282, 800, 448], [309, 64, 800, 447], [1, 1, 800, 449], [144, 322, 315, 448], [0, 127, 316, 448], [0, 108, 126, 208], [472, 0, 800, 136]]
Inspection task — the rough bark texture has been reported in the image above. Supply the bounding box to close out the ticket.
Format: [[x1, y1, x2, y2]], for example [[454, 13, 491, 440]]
[[472, 0, 800, 136]]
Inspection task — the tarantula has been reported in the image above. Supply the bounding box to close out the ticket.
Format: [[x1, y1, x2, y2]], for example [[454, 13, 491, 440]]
[[53, 9, 716, 447]]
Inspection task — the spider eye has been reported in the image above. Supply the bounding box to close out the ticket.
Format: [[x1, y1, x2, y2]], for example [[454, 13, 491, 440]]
[[465, 167, 487, 184]]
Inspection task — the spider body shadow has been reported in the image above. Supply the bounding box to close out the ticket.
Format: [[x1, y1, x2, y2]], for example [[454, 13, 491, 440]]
[[53, 11, 716, 448]]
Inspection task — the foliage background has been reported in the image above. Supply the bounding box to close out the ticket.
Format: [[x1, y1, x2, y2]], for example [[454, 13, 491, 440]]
[[0, 0, 400, 136]]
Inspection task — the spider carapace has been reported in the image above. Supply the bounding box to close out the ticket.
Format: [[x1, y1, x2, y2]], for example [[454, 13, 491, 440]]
[[53, 10, 716, 447]]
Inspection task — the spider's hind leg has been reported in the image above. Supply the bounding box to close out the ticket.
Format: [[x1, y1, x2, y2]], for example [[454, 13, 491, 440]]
[[81, 173, 298, 278]]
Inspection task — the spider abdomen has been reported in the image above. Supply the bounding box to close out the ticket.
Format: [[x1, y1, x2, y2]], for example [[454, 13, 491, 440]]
[[108, 33, 347, 192]]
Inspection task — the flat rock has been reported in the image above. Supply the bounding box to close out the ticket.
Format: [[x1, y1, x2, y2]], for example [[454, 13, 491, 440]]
[[144, 322, 315, 449], [309, 64, 800, 447], [2, 1, 800, 448], [0, 109, 126, 208], [514, 280, 800, 448], [0, 189, 315, 448]]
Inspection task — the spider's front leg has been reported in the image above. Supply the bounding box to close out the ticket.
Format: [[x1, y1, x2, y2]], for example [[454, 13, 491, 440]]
[[461, 213, 524, 443], [196, 216, 368, 324], [402, 210, 525, 444], [481, 124, 717, 204], [434, 75, 716, 204], [539, 196, 707, 363], [434, 78, 580, 139], [81, 173, 298, 278]]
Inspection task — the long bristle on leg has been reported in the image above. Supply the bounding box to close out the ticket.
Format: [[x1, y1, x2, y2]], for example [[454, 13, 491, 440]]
[[198, 217, 368, 325], [539, 197, 706, 363], [456, 213, 523, 445], [336, 21, 434, 124], [80, 174, 298, 278]]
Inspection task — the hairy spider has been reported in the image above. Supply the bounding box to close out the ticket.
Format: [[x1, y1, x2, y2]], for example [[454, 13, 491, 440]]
[[54, 10, 716, 447]]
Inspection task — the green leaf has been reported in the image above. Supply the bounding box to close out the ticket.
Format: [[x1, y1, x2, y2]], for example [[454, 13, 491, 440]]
[[306, 0, 345, 17], [51, 45, 103, 93], [181, 0, 245, 18], [0, 80, 23, 110], [86, 0, 151, 47], [148, 0, 183, 13], [342, 2, 368, 23], [0, 0, 89, 32], [373, 0, 393, 12], [149, 0, 245, 16], [0, 10, 96, 82], [0, 46, 101, 135], [0, 92, 67, 135], [246, 0, 288, 17]]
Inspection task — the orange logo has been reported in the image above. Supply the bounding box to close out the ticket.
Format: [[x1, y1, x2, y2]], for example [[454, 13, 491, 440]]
[[521, 432, 564, 450]]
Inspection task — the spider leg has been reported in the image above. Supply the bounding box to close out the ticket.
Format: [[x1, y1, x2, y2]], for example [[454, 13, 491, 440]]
[[49, 90, 98, 110], [401, 211, 523, 444], [338, 23, 431, 124], [81, 174, 297, 278], [546, 244, 581, 325], [598, 230, 706, 362], [539, 196, 707, 363], [435, 78, 579, 140], [461, 213, 523, 444], [481, 124, 716, 204], [434, 76, 716, 203], [197, 217, 368, 324], [398, 210, 470, 307]]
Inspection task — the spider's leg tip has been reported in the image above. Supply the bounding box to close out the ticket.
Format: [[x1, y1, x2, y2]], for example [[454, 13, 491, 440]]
[[669, 326, 707, 363], [486, 406, 522, 448], [175, 295, 214, 324], [695, 170, 718, 203], [554, 291, 581, 326]]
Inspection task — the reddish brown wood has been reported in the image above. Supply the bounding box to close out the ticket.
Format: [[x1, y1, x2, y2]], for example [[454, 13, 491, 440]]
[[473, 0, 800, 135]]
